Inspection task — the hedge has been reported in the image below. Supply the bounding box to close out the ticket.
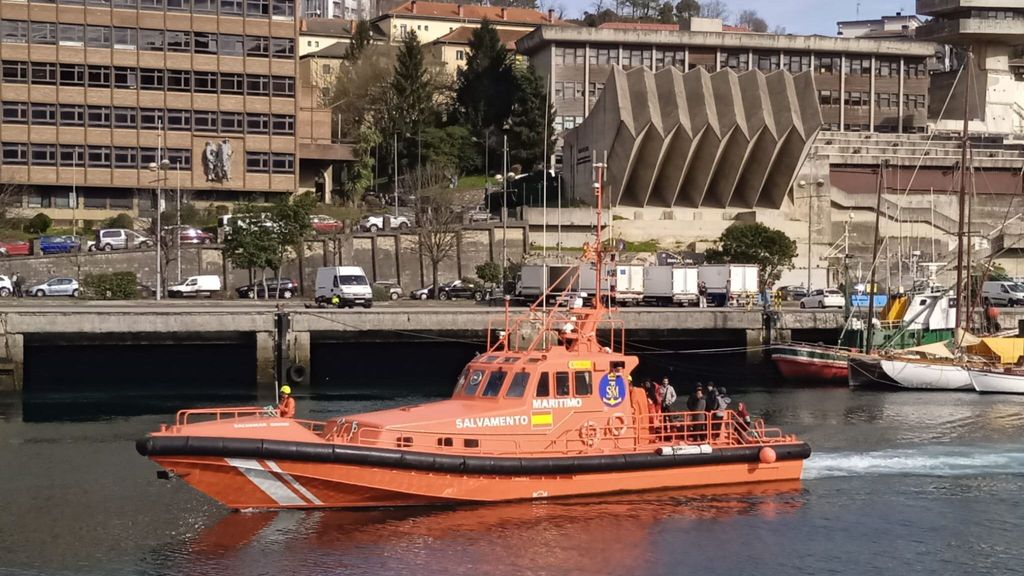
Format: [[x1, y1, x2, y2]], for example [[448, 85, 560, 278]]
[[84, 272, 138, 300]]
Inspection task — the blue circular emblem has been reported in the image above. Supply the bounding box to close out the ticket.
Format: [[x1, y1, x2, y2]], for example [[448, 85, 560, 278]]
[[599, 373, 625, 408]]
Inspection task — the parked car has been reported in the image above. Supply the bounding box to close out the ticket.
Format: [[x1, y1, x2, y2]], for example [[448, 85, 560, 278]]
[[412, 280, 484, 301], [236, 278, 298, 299], [0, 240, 31, 257], [358, 215, 411, 233], [29, 277, 80, 297], [373, 280, 403, 300], [167, 275, 223, 298], [410, 284, 434, 300], [981, 281, 1024, 307], [310, 215, 343, 234], [314, 266, 373, 308], [0, 275, 12, 297], [800, 288, 844, 309], [39, 235, 82, 255], [775, 285, 808, 301], [167, 226, 215, 245], [92, 229, 154, 251]]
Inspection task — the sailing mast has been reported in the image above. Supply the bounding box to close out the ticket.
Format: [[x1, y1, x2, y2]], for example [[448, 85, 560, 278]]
[[864, 159, 886, 354], [955, 50, 973, 333]]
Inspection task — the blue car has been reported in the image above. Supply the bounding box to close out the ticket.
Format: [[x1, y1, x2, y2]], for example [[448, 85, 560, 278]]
[[39, 235, 81, 255]]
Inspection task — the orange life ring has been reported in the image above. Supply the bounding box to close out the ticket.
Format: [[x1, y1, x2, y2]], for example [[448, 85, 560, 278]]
[[607, 413, 628, 436], [578, 421, 600, 447]]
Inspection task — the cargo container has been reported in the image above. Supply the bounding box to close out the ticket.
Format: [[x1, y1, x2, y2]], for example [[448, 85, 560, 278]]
[[698, 264, 759, 307], [613, 264, 646, 306], [642, 266, 699, 306]]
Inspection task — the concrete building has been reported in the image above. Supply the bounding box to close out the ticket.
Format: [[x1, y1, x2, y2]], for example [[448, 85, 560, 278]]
[[427, 25, 526, 75], [302, 0, 376, 21], [837, 12, 923, 39], [299, 17, 355, 56], [373, 0, 570, 45], [0, 0, 301, 225], [516, 22, 936, 136]]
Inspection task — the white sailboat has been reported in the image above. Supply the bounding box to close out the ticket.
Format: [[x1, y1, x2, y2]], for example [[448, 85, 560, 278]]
[[880, 357, 974, 391], [968, 367, 1024, 394]]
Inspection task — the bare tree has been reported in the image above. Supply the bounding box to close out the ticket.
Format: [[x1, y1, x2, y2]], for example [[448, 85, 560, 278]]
[[416, 187, 463, 297], [698, 0, 728, 19], [737, 9, 769, 32], [0, 183, 25, 225]]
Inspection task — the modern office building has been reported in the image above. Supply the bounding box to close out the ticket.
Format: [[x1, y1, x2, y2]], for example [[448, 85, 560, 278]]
[[0, 0, 300, 224], [837, 12, 923, 39], [516, 20, 936, 135]]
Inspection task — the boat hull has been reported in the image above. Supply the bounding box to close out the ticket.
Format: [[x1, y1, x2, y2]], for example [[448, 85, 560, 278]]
[[881, 359, 973, 390], [141, 437, 809, 510], [772, 345, 848, 383], [848, 354, 898, 388], [969, 369, 1024, 394]]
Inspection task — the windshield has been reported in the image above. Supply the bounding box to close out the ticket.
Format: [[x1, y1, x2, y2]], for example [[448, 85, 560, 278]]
[[337, 275, 368, 286]]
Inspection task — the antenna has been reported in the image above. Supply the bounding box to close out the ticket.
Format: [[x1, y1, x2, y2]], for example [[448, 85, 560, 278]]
[[856, 1, 860, 17]]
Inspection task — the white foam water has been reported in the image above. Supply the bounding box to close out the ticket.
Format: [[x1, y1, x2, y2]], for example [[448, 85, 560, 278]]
[[804, 445, 1024, 479]]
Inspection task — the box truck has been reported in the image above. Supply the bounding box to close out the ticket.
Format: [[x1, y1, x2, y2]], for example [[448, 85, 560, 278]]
[[642, 266, 699, 306], [698, 264, 759, 307], [613, 264, 646, 306]]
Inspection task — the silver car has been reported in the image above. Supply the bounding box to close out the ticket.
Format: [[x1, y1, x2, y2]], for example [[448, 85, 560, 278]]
[[30, 277, 80, 297]]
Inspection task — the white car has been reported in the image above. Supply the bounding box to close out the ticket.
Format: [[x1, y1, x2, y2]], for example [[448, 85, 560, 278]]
[[800, 288, 844, 309], [359, 215, 410, 232], [0, 275, 12, 297], [29, 277, 80, 297]]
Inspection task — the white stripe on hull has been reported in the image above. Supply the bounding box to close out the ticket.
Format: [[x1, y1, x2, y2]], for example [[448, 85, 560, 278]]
[[880, 360, 973, 390], [265, 460, 323, 504], [225, 458, 306, 505], [968, 369, 1024, 394]]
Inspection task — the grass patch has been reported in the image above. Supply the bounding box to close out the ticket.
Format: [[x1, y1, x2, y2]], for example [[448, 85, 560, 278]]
[[316, 204, 364, 222], [0, 228, 33, 241], [455, 175, 495, 190]]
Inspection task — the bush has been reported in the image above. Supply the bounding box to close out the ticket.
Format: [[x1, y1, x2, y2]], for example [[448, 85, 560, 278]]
[[371, 284, 390, 301], [24, 213, 52, 234], [103, 213, 134, 230], [475, 261, 501, 286], [84, 272, 138, 300]]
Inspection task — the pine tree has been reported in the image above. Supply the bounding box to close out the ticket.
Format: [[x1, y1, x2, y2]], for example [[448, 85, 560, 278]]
[[346, 20, 373, 60], [455, 20, 515, 135], [506, 64, 554, 172], [391, 30, 431, 170]]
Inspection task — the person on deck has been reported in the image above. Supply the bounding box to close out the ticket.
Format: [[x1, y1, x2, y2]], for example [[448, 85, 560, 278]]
[[686, 386, 706, 440], [736, 401, 754, 439], [628, 375, 651, 440], [277, 385, 296, 418]]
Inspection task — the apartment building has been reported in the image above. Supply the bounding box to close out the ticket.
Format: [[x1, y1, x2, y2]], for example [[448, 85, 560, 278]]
[[373, 0, 569, 45], [0, 0, 300, 224], [515, 22, 936, 135]]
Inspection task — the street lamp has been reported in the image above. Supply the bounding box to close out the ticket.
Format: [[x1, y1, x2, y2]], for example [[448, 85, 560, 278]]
[[797, 174, 826, 292], [148, 156, 171, 301]]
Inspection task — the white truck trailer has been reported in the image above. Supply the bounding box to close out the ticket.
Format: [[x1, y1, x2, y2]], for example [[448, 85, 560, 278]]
[[642, 266, 699, 306], [697, 264, 759, 307], [613, 264, 646, 306]]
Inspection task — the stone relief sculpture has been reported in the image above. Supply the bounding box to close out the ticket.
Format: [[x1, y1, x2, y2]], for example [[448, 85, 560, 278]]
[[202, 139, 233, 182]]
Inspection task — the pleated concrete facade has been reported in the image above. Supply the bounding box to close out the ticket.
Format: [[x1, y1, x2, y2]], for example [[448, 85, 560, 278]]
[[562, 66, 822, 209]]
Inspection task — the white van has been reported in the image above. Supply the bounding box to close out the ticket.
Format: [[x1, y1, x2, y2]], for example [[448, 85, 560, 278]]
[[315, 266, 373, 308], [982, 281, 1024, 307], [167, 275, 223, 298]]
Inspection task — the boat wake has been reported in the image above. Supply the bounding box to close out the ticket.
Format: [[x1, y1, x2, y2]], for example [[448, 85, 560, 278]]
[[805, 445, 1024, 479]]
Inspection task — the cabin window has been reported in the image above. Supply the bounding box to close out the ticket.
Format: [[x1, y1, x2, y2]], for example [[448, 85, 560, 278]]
[[555, 372, 571, 397], [536, 373, 551, 397], [453, 367, 468, 394], [506, 372, 530, 398], [481, 370, 507, 397], [574, 372, 592, 396], [463, 439, 480, 449], [436, 437, 454, 447], [464, 370, 485, 396], [481, 355, 500, 363], [500, 356, 520, 364]]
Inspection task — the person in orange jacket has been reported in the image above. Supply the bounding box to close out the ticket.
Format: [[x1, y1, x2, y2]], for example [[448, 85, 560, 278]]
[[277, 385, 296, 418]]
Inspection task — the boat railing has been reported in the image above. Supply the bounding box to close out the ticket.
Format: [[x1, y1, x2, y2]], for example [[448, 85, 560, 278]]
[[321, 408, 796, 456], [174, 407, 325, 434]]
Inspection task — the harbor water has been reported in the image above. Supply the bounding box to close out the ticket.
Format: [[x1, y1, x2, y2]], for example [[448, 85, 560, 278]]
[[3, 355, 1024, 575]]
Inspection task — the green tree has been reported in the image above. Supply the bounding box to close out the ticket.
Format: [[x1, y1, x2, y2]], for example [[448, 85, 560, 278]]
[[24, 213, 52, 234], [223, 218, 282, 298], [674, 0, 699, 23], [346, 20, 373, 60], [420, 125, 479, 174], [475, 260, 501, 286], [392, 30, 432, 167], [704, 223, 798, 290], [657, 2, 675, 23], [455, 20, 515, 146], [506, 64, 555, 172]]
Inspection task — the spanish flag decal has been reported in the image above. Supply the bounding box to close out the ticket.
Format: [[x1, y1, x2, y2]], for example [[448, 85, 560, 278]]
[[531, 411, 553, 428]]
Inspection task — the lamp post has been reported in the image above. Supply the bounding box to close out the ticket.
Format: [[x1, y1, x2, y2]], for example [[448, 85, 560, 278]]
[[501, 133, 508, 283], [148, 124, 170, 301], [175, 161, 181, 283], [797, 174, 826, 292]]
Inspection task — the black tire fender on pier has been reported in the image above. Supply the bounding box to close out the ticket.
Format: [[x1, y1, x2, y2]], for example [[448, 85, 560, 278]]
[[287, 363, 307, 384]]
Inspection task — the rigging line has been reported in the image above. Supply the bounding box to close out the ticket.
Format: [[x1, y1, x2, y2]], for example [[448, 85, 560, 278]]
[[304, 312, 487, 346], [897, 63, 965, 202]]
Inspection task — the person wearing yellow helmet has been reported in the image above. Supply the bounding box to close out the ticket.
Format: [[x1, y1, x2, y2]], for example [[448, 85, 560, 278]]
[[277, 385, 296, 418]]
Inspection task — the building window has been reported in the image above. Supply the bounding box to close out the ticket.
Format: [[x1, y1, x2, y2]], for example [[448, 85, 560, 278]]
[[31, 144, 58, 166], [818, 90, 838, 106], [113, 28, 137, 50], [2, 102, 28, 124], [589, 47, 618, 66], [166, 149, 192, 170], [58, 24, 85, 46], [86, 25, 112, 48], [875, 92, 891, 108], [166, 109, 191, 131], [271, 37, 294, 57], [720, 51, 749, 71], [556, 46, 585, 66], [113, 107, 138, 128], [271, 76, 294, 96], [31, 62, 58, 85], [876, 59, 896, 77], [113, 147, 138, 169], [59, 64, 86, 86], [818, 55, 840, 75], [623, 48, 651, 69], [139, 109, 163, 129], [2, 143, 29, 166], [220, 112, 244, 133], [272, 0, 295, 18], [194, 33, 218, 54], [844, 91, 867, 107], [246, 152, 270, 173], [271, 153, 294, 173], [221, 0, 244, 14], [59, 104, 86, 126], [247, 0, 270, 16], [456, 49, 465, 61], [166, 70, 192, 92], [87, 66, 112, 87], [904, 61, 927, 78], [221, 73, 245, 94], [140, 68, 165, 89], [113, 0, 138, 8], [658, 49, 685, 70], [194, 0, 216, 11], [756, 53, 779, 72], [139, 0, 164, 10], [246, 36, 270, 56], [246, 114, 270, 134], [59, 145, 85, 167], [166, 0, 190, 10], [588, 82, 605, 99], [247, 75, 271, 95], [165, 30, 191, 53], [29, 22, 56, 45], [194, 72, 218, 93], [87, 107, 111, 127], [87, 147, 112, 168], [139, 29, 164, 52], [904, 94, 926, 110], [194, 111, 218, 132], [785, 54, 810, 73], [845, 57, 872, 76], [1, 20, 28, 44], [31, 104, 57, 125], [2, 62, 29, 83], [221, 34, 245, 57], [114, 67, 138, 89], [271, 114, 294, 135]]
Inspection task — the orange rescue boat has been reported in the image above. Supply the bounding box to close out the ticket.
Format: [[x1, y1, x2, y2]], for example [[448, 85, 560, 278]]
[[137, 164, 810, 510]]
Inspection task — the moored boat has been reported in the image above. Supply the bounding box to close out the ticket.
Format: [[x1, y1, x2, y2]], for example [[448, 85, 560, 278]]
[[771, 343, 850, 383], [969, 367, 1024, 394], [137, 164, 811, 510]]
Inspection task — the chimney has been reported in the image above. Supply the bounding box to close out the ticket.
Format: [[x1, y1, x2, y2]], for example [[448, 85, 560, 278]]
[[547, 8, 554, 22], [349, 18, 355, 32], [410, 0, 416, 13], [500, 6, 507, 20], [458, 3, 463, 17], [299, 17, 308, 31]]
